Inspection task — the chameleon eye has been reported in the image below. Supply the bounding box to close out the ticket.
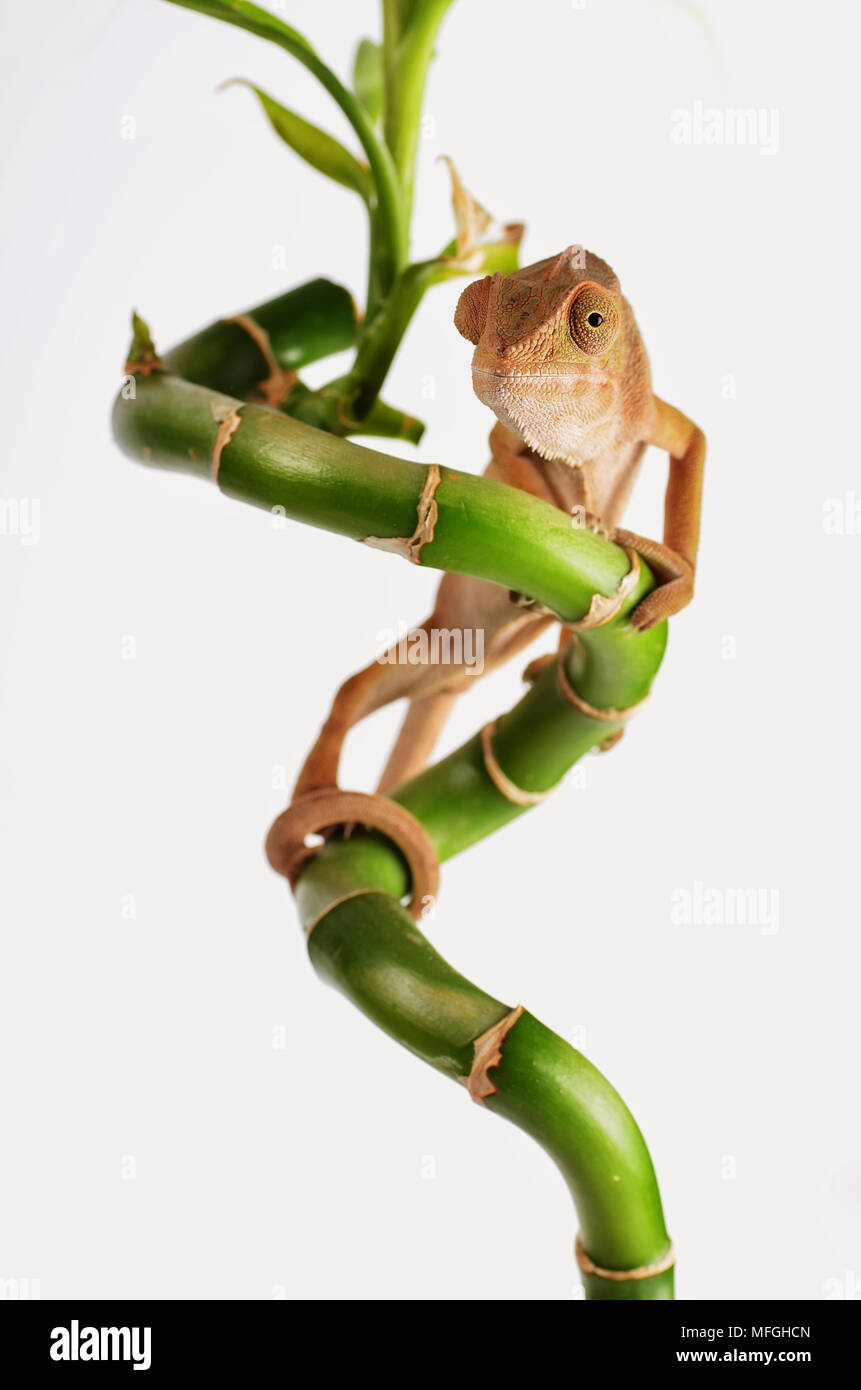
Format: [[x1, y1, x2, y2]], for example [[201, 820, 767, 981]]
[[569, 287, 619, 355]]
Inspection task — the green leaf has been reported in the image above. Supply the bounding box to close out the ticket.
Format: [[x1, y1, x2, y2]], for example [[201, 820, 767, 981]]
[[222, 80, 371, 200], [125, 311, 161, 373], [468, 230, 523, 275], [163, 1, 409, 303], [164, 1, 317, 57], [352, 39, 383, 124], [437, 158, 524, 273]]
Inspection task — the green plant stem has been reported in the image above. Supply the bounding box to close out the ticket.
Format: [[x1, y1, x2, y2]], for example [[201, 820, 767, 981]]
[[287, 608, 671, 1300], [126, 0, 675, 1306], [164, 0, 408, 312], [343, 257, 461, 419], [279, 380, 426, 444], [112, 370, 649, 624], [292, 882, 672, 1300], [397, 632, 664, 858], [382, 0, 456, 212], [112, 364, 673, 1300], [157, 282, 424, 443], [161, 278, 358, 396], [318, 230, 522, 426], [323, 234, 521, 425], [162, 2, 513, 429]]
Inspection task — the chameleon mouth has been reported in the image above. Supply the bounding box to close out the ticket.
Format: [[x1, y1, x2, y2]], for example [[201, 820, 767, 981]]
[[470, 364, 616, 452], [472, 366, 612, 386]]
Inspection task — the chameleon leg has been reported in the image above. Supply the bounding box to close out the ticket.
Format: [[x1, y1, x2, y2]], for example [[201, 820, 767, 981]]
[[610, 525, 693, 629], [293, 434, 570, 799], [376, 604, 555, 793], [619, 397, 705, 632], [293, 588, 550, 799], [376, 689, 460, 793], [291, 618, 452, 798]]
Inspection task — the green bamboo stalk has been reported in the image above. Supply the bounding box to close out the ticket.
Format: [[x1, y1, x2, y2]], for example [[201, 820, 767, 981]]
[[288, 627, 672, 1299], [120, 0, 679, 1307], [158, 280, 424, 443], [310, 225, 522, 428], [381, 0, 456, 212], [112, 368, 642, 625], [161, 278, 358, 396], [299, 888, 673, 1300], [112, 359, 673, 1299], [343, 255, 477, 421]]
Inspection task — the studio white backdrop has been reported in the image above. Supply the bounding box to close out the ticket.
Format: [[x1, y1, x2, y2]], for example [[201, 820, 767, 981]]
[[1, 0, 859, 1301]]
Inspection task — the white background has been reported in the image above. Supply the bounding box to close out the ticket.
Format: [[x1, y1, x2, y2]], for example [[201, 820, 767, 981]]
[[2, 0, 859, 1301]]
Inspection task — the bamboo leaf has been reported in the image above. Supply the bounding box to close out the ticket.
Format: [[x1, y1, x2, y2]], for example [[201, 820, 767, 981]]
[[162, 1, 409, 302], [221, 80, 371, 200], [165, 0, 318, 60], [465, 226, 524, 275], [352, 39, 383, 124], [438, 156, 524, 272]]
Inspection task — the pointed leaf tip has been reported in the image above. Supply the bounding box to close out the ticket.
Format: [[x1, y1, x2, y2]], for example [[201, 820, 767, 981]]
[[352, 38, 383, 124], [125, 311, 161, 376], [225, 78, 372, 201]]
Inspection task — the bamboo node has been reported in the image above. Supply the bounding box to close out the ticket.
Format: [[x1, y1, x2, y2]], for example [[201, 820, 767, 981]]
[[265, 788, 440, 924], [575, 1234, 676, 1282], [522, 652, 556, 685], [464, 1004, 524, 1105], [124, 355, 162, 377], [224, 313, 299, 408], [557, 641, 648, 724], [304, 888, 387, 939], [364, 463, 442, 564], [211, 404, 243, 481], [480, 721, 556, 806], [509, 547, 640, 632], [564, 547, 641, 632]]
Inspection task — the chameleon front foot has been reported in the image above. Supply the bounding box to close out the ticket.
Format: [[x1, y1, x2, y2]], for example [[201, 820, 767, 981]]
[[612, 526, 694, 632]]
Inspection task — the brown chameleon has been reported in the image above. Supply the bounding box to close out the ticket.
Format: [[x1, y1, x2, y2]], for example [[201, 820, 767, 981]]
[[293, 245, 705, 798]]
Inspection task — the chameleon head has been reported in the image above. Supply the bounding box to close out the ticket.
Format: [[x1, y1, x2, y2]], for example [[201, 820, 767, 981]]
[[455, 245, 637, 462]]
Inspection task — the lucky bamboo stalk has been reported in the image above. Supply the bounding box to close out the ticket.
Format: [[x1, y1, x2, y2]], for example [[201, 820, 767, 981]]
[[159, 278, 425, 442], [300, 885, 673, 1301], [113, 359, 673, 1298], [160, 278, 358, 398], [116, 0, 681, 1300], [113, 366, 653, 631]]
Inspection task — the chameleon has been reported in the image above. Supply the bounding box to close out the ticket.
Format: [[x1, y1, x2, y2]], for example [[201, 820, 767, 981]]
[[292, 244, 705, 800]]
